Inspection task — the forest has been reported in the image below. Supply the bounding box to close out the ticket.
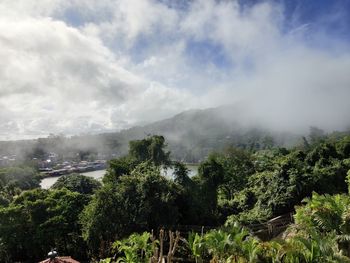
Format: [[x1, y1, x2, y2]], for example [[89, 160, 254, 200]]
[[1, 132, 350, 262]]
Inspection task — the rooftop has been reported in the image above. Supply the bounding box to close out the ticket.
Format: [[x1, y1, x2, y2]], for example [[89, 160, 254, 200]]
[[39, 256, 80, 263]]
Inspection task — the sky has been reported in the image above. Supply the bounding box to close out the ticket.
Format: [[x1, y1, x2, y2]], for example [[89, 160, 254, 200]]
[[0, 0, 350, 140]]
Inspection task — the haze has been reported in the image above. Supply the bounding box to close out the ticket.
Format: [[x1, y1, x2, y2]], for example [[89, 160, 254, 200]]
[[0, 0, 349, 140]]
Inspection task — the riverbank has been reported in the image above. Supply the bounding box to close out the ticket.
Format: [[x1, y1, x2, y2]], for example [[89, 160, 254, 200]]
[[39, 160, 107, 178], [40, 169, 107, 189], [40, 164, 199, 189]]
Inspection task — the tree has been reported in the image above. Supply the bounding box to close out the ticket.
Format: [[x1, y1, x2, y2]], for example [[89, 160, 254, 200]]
[[192, 223, 260, 263], [0, 188, 89, 262], [171, 162, 204, 225], [113, 232, 153, 263], [129, 135, 170, 166], [80, 184, 126, 258], [228, 149, 313, 223], [288, 192, 350, 258], [173, 161, 190, 186], [312, 159, 348, 194], [0, 166, 40, 191], [80, 163, 179, 257], [217, 147, 255, 200], [103, 135, 171, 185], [309, 126, 326, 145], [337, 136, 350, 158], [51, 174, 101, 195], [103, 156, 135, 185], [198, 154, 224, 223], [278, 231, 350, 263]]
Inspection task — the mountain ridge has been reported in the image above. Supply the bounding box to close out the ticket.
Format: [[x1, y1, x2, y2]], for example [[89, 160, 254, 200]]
[[0, 105, 302, 162]]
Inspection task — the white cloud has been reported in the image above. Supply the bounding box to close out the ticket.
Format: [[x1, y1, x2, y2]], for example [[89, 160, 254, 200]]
[[0, 1, 198, 140], [241, 47, 350, 132], [0, 0, 349, 140]]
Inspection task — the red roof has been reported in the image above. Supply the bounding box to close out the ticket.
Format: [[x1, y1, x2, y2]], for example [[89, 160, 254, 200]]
[[39, 256, 80, 263]]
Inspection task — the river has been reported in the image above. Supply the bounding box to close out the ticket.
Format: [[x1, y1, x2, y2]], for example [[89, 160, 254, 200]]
[[40, 169, 107, 189], [40, 164, 198, 189]]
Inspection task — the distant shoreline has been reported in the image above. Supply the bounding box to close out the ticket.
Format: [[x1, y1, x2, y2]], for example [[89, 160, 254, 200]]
[[40, 169, 107, 189], [39, 166, 106, 179]]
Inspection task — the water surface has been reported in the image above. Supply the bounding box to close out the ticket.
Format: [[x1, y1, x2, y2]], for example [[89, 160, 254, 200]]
[[40, 164, 198, 189], [40, 169, 106, 189]]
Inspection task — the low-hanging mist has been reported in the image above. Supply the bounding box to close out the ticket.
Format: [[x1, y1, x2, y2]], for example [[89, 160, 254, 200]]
[[0, 0, 349, 140]]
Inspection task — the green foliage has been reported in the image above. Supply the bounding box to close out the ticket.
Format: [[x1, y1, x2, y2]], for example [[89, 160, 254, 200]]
[[348, 170, 350, 194], [113, 232, 154, 263], [312, 159, 348, 194], [104, 156, 136, 185], [284, 192, 350, 259], [0, 166, 40, 207], [107, 220, 350, 263], [173, 161, 191, 186], [103, 135, 171, 185], [186, 221, 350, 263], [217, 147, 255, 200], [306, 142, 338, 166], [81, 163, 180, 257], [198, 154, 225, 223], [129, 135, 170, 166], [80, 184, 123, 258], [228, 137, 350, 224], [308, 126, 326, 145], [2, 133, 350, 261], [0, 188, 89, 262], [51, 174, 101, 195], [172, 163, 205, 225], [0, 166, 39, 191], [226, 205, 273, 226], [294, 192, 350, 236], [187, 232, 206, 263], [198, 154, 225, 188], [337, 136, 350, 158], [275, 231, 350, 263], [203, 223, 260, 263]]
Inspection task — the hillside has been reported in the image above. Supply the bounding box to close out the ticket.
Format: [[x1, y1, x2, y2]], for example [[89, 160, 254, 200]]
[[0, 105, 302, 163], [115, 105, 301, 161]]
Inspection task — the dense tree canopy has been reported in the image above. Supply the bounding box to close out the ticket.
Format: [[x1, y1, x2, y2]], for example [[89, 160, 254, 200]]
[[129, 135, 170, 166], [51, 174, 101, 195], [1, 133, 350, 262], [0, 166, 39, 190], [0, 166, 40, 206], [80, 163, 180, 257], [0, 188, 89, 262]]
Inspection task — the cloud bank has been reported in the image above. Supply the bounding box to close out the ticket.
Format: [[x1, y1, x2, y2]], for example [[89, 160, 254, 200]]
[[0, 0, 349, 140]]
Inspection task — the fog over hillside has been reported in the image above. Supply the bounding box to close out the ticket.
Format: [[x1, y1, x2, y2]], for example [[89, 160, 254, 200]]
[[1, 105, 332, 162], [0, 0, 349, 140]]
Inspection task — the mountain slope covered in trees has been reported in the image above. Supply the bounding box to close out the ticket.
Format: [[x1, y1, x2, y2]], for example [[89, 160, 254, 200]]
[[0, 105, 304, 163]]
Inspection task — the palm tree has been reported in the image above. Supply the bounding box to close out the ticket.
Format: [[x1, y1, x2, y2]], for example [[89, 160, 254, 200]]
[[293, 192, 350, 257], [204, 229, 231, 262], [187, 232, 205, 263], [113, 232, 153, 263], [200, 222, 260, 263], [277, 228, 350, 263]]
